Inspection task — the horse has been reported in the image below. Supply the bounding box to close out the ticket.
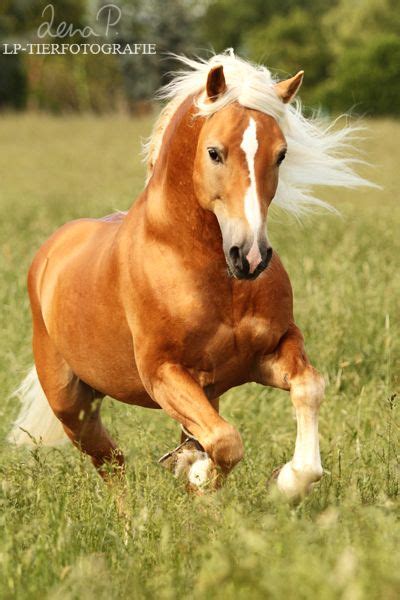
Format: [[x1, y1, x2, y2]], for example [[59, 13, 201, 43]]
[[9, 51, 371, 500]]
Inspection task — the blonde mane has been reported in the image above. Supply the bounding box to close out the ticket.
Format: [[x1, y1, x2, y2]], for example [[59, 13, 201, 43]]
[[144, 50, 373, 216]]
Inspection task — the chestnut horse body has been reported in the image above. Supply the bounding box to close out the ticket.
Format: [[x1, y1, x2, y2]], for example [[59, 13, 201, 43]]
[[10, 53, 369, 499]]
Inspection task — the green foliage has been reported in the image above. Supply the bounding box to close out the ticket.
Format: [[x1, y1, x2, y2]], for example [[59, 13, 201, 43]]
[[200, 0, 332, 52], [200, 0, 270, 51], [0, 53, 26, 108], [0, 0, 49, 36], [0, 0, 92, 111], [314, 0, 400, 113], [0, 114, 399, 598], [0, 0, 205, 110], [24, 53, 125, 112], [322, 0, 400, 53], [113, 0, 205, 105], [317, 35, 400, 115], [1, 0, 400, 114], [244, 9, 332, 104], [202, 0, 400, 114]]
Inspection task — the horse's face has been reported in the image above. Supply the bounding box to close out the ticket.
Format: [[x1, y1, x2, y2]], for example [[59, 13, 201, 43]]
[[193, 65, 303, 280], [194, 105, 286, 279]]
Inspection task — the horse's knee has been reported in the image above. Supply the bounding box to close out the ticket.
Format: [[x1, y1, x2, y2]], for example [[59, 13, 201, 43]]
[[203, 423, 244, 473], [291, 367, 325, 411]]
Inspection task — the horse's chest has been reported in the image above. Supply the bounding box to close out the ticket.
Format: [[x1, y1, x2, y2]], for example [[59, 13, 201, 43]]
[[180, 311, 282, 394], [234, 314, 280, 352], [215, 313, 280, 357], [138, 257, 292, 386], [183, 308, 283, 378], [164, 275, 288, 362]]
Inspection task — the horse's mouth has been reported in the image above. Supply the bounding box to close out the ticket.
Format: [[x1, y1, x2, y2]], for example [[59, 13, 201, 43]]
[[226, 247, 273, 281]]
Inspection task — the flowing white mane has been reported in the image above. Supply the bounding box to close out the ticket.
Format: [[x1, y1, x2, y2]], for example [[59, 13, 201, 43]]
[[144, 50, 373, 216]]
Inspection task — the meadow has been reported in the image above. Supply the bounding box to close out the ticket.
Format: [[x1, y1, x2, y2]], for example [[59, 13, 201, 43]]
[[0, 114, 399, 599]]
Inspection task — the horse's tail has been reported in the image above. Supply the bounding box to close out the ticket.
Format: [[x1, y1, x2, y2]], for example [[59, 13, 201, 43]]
[[7, 366, 68, 447]]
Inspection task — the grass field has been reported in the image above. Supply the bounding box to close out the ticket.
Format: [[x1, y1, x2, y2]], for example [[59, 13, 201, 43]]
[[0, 114, 399, 599]]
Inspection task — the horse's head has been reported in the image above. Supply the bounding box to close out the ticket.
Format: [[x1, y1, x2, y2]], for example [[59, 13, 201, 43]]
[[193, 65, 303, 280]]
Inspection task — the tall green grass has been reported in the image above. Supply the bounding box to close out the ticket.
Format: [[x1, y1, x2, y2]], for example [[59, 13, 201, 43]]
[[0, 115, 398, 599]]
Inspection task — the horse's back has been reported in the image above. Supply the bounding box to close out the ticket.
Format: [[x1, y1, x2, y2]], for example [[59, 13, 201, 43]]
[[29, 217, 116, 297]]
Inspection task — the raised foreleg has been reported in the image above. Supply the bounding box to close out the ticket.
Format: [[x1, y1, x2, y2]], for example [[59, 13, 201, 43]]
[[257, 324, 325, 501], [180, 397, 220, 443], [149, 363, 242, 491]]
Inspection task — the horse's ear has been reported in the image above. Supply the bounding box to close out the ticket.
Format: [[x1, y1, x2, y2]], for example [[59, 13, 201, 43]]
[[206, 65, 227, 101], [275, 71, 304, 104]]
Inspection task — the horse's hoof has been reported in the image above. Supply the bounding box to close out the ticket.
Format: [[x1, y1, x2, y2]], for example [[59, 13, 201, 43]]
[[267, 462, 322, 503], [186, 460, 223, 494], [159, 438, 220, 493], [158, 438, 203, 473], [267, 464, 301, 504], [266, 465, 293, 499]]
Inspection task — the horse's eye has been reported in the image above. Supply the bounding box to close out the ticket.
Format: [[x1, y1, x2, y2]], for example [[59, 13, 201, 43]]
[[277, 150, 286, 166], [208, 147, 222, 163]]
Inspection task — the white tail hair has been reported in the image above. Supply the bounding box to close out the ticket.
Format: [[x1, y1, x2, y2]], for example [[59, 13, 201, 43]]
[[8, 366, 68, 447]]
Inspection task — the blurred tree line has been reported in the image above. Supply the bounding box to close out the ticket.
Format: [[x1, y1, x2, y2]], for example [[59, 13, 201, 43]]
[[0, 0, 399, 115]]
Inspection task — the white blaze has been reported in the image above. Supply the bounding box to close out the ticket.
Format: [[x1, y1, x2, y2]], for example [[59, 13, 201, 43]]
[[240, 117, 261, 234], [240, 117, 263, 272]]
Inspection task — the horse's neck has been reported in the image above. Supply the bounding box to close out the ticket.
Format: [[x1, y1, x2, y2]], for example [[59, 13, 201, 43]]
[[142, 98, 222, 257]]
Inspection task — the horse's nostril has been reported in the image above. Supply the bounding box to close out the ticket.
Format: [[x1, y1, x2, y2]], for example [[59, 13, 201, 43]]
[[229, 246, 241, 267]]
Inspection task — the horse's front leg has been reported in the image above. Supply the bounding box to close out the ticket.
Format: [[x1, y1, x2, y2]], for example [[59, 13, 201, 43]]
[[257, 324, 325, 501], [149, 363, 243, 491]]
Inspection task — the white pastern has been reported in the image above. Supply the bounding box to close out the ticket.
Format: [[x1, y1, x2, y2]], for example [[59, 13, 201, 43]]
[[188, 455, 214, 487], [173, 447, 214, 488], [240, 117, 262, 272], [276, 376, 324, 500]]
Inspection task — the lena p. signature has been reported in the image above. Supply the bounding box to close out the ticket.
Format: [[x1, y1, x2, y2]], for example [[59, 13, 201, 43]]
[[37, 3, 122, 39]]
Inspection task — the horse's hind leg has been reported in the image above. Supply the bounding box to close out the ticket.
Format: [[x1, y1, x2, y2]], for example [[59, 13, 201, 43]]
[[33, 325, 124, 477]]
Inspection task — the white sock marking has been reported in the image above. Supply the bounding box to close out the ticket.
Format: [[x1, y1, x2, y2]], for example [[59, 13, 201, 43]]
[[277, 377, 324, 499], [188, 455, 214, 486]]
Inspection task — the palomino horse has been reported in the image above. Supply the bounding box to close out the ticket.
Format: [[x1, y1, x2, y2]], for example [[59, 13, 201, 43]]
[[9, 53, 369, 500]]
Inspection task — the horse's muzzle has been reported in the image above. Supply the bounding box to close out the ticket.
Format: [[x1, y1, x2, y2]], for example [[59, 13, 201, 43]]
[[227, 245, 273, 280]]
